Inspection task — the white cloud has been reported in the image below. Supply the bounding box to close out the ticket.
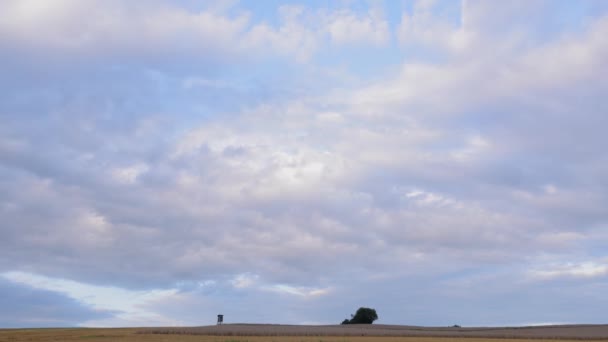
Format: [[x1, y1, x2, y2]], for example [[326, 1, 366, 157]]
[[264, 284, 331, 297], [397, 0, 471, 53], [1, 0, 608, 327], [231, 273, 259, 289], [324, 7, 389, 46], [450, 135, 491, 162], [0, 0, 249, 54], [543, 184, 558, 195], [0, 1, 407, 66], [529, 261, 608, 280], [110, 163, 149, 184], [242, 5, 321, 62], [182, 77, 236, 90], [1, 271, 180, 327], [0, 0, 323, 63]]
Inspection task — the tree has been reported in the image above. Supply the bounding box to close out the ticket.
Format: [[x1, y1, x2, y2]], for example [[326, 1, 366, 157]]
[[341, 307, 378, 324]]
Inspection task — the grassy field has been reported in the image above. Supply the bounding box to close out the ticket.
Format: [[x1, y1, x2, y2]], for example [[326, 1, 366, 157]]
[[2, 328, 608, 342]]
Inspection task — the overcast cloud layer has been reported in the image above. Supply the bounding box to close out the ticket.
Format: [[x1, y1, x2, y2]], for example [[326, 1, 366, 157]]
[[1, 0, 608, 328]]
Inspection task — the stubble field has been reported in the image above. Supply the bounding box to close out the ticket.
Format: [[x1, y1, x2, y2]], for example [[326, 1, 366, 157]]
[[3, 324, 608, 342]]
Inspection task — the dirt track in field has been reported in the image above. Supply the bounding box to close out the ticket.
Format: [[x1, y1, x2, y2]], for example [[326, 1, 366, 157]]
[[143, 324, 608, 339]]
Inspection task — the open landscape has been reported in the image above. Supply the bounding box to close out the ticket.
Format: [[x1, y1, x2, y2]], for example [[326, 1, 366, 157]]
[[2, 0, 607, 338], [3, 325, 608, 342], [144, 324, 608, 339]]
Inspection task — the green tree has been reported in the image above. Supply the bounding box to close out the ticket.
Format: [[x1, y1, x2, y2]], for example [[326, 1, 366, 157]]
[[341, 307, 378, 324]]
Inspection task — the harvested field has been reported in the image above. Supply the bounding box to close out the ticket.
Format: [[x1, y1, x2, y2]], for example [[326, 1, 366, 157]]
[[144, 324, 608, 339], [3, 325, 608, 342]]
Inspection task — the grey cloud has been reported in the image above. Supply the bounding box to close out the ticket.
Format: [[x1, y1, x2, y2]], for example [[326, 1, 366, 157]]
[[0, 0, 607, 326], [0, 278, 113, 328], [138, 267, 608, 326], [0, 1, 250, 67]]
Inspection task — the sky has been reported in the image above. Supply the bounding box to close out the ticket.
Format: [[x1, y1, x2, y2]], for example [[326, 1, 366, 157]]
[[1, 0, 608, 328]]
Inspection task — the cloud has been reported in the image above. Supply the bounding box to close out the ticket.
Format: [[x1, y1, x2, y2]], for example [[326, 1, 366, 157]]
[[0, 0, 250, 63], [324, 7, 390, 46], [397, 0, 470, 52], [0, 277, 112, 328], [0, 0, 607, 327], [264, 284, 331, 298], [3, 9, 607, 286], [2, 271, 180, 327], [231, 273, 259, 289], [529, 261, 608, 280], [0, 0, 395, 69], [110, 163, 149, 184]]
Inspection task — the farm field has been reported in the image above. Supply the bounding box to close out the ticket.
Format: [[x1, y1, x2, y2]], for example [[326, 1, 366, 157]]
[[146, 324, 608, 339], [3, 325, 608, 342]]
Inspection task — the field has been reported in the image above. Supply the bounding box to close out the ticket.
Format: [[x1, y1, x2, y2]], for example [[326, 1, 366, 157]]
[[2, 325, 608, 342]]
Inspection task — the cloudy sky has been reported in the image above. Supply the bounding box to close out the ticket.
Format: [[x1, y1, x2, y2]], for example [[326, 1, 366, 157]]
[[1, 0, 608, 328]]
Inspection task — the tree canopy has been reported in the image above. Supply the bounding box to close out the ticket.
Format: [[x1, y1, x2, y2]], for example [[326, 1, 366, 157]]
[[341, 307, 378, 324]]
